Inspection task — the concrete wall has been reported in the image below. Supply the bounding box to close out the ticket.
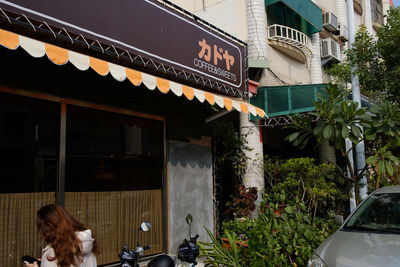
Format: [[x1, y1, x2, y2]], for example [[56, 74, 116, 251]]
[[315, 0, 336, 13], [168, 141, 213, 256], [268, 48, 311, 84], [169, 0, 247, 40]]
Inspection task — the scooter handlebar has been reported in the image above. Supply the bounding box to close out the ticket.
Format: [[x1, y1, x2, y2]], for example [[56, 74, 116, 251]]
[[143, 245, 151, 251]]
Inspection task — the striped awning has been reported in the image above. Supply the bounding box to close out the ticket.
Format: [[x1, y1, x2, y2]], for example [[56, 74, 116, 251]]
[[0, 29, 266, 118]]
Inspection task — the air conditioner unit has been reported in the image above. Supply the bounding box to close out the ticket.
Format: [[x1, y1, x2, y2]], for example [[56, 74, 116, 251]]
[[320, 38, 341, 63], [337, 23, 349, 42], [323, 12, 339, 32]]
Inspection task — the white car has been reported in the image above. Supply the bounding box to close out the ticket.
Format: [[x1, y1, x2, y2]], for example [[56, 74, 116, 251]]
[[308, 185, 400, 267]]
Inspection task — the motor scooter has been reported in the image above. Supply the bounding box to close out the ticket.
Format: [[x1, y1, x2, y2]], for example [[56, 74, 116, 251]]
[[119, 221, 153, 267], [120, 215, 201, 267], [177, 214, 200, 266], [119, 221, 174, 267]]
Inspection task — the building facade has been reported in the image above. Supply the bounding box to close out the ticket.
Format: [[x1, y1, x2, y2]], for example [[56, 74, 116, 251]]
[[169, 0, 391, 158], [0, 1, 266, 266]]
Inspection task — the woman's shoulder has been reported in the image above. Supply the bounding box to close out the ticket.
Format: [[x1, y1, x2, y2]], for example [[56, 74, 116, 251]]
[[76, 229, 94, 240], [41, 246, 58, 267], [42, 245, 53, 255]]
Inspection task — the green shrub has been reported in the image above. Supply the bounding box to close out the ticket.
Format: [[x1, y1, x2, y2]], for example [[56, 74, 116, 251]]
[[199, 227, 246, 267], [222, 218, 257, 241], [263, 157, 347, 218], [203, 194, 338, 266], [202, 157, 341, 266], [246, 195, 338, 266]]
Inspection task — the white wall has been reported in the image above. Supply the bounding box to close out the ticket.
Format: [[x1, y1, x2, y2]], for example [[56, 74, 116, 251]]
[[314, 0, 336, 13], [268, 48, 311, 84], [169, 0, 247, 40]]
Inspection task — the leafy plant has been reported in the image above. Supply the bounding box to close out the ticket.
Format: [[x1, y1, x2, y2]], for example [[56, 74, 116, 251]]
[[366, 146, 399, 190], [285, 84, 400, 204], [210, 194, 339, 267], [199, 227, 245, 267], [263, 157, 345, 218], [215, 122, 252, 182], [286, 84, 368, 150], [365, 101, 400, 145], [247, 195, 338, 267], [225, 185, 258, 218], [222, 218, 257, 241]]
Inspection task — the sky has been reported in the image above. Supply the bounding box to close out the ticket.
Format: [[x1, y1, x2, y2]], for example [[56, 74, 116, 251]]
[[394, 0, 400, 7]]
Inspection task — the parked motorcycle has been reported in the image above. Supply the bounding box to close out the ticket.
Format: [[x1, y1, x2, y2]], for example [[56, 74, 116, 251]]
[[119, 221, 174, 267], [177, 214, 200, 266]]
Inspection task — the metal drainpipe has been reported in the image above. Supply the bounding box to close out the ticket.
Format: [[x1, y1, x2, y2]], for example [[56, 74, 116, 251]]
[[347, 0, 368, 201], [337, 0, 358, 210], [243, 0, 268, 217]]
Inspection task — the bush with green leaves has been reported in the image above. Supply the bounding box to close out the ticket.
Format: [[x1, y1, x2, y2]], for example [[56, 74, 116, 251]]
[[327, 7, 400, 102], [247, 195, 338, 267], [199, 227, 247, 267], [222, 218, 257, 241], [286, 84, 400, 204], [225, 185, 259, 219], [200, 194, 338, 267], [263, 157, 345, 218]]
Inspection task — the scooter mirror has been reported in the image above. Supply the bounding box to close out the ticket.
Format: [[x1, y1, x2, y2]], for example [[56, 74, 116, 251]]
[[186, 213, 193, 225], [140, 222, 151, 232]]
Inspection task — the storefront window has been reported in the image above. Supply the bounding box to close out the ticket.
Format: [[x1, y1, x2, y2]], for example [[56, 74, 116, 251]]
[[65, 106, 163, 264], [0, 92, 59, 266]]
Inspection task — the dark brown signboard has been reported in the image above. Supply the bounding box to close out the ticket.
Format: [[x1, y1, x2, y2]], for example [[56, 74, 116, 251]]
[[0, 0, 246, 92]]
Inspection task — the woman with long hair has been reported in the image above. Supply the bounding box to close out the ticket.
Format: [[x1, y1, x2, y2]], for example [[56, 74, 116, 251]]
[[24, 204, 99, 267]]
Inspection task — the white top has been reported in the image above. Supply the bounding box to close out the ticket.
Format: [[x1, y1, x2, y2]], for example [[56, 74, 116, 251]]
[[41, 229, 97, 267]]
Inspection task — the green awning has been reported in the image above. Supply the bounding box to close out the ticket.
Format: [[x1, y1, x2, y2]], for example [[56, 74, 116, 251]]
[[265, 0, 322, 34], [250, 84, 327, 118]]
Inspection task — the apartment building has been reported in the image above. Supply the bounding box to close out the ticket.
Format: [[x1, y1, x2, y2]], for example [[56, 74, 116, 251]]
[[170, 0, 393, 224], [171, 0, 390, 116]]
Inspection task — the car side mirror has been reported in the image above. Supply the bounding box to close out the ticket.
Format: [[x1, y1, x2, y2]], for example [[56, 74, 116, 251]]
[[334, 215, 344, 225]]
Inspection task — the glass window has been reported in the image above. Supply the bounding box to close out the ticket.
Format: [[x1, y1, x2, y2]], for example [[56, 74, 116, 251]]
[[0, 92, 59, 266], [65, 106, 164, 265], [344, 193, 400, 233]]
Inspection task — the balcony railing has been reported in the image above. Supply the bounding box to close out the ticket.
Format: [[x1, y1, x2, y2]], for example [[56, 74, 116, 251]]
[[267, 24, 313, 62]]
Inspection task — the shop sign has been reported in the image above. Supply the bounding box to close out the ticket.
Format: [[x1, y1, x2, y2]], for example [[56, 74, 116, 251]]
[[0, 0, 246, 92]]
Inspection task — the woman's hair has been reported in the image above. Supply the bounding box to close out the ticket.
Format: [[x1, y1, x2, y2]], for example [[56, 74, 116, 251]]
[[36, 204, 99, 267]]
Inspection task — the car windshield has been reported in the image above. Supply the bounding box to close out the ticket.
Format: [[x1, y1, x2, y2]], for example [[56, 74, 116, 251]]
[[343, 193, 400, 233]]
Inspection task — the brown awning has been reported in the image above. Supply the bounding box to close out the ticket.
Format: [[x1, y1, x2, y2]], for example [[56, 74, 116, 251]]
[[0, 29, 267, 118]]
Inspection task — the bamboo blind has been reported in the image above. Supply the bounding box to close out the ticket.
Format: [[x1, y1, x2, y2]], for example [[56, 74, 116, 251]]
[[65, 190, 163, 265], [0, 190, 162, 266], [0, 192, 54, 267]]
